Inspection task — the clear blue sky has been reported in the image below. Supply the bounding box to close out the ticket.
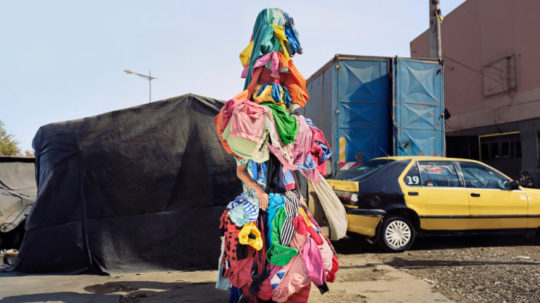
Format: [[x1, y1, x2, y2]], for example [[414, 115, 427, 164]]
[[0, 0, 465, 152]]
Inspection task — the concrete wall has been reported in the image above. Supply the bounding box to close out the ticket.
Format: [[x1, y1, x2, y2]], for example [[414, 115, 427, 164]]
[[410, 0, 540, 134]]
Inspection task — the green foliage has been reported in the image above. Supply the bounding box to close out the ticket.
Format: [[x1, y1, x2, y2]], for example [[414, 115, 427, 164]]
[[0, 120, 21, 156]]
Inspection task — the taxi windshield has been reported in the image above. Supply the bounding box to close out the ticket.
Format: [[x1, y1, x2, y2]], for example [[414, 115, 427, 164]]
[[335, 159, 395, 180]]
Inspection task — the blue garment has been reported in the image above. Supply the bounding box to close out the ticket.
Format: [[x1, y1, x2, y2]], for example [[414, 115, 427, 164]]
[[304, 118, 317, 129], [295, 155, 317, 172], [318, 142, 332, 161], [257, 83, 292, 108], [229, 286, 242, 303], [284, 12, 302, 55], [227, 193, 259, 226], [266, 193, 285, 247]]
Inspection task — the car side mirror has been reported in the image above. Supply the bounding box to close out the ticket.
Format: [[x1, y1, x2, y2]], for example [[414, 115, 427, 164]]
[[506, 180, 520, 190]]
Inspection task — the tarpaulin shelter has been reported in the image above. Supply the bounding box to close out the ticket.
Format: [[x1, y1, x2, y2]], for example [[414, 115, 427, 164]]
[[10, 94, 242, 274], [0, 156, 36, 249]]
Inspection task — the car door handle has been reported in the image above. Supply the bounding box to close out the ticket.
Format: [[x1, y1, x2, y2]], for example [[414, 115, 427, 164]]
[[471, 193, 481, 197], [408, 191, 419, 196]]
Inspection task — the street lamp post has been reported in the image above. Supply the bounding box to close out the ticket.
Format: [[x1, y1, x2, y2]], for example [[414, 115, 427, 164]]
[[124, 69, 157, 103]]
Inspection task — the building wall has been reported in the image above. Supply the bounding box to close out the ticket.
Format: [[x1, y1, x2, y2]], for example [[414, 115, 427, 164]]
[[410, 0, 540, 134]]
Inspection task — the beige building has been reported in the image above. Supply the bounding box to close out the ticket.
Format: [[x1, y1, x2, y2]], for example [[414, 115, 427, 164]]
[[410, 0, 540, 182]]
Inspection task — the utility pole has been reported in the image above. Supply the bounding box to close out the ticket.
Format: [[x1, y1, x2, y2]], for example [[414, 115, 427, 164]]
[[429, 0, 443, 61]]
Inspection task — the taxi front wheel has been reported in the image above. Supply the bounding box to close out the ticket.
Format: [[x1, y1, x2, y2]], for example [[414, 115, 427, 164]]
[[377, 216, 416, 252]]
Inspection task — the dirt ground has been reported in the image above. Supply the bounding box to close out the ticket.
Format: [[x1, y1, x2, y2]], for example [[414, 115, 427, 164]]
[[1, 233, 538, 303], [334, 232, 540, 303]]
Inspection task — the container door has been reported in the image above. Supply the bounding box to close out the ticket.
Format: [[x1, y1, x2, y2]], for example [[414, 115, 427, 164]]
[[393, 58, 444, 156], [335, 58, 390, 172]]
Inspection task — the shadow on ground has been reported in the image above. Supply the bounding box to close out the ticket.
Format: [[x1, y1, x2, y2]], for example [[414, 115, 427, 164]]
[[1, 281, 228, 303]]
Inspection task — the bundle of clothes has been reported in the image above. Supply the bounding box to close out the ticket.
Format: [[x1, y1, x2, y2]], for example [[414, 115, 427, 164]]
[[214, 8, 341, 302]]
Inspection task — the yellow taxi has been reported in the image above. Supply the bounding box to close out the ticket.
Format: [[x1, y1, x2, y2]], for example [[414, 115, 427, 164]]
[[327, 156, 540, 252]]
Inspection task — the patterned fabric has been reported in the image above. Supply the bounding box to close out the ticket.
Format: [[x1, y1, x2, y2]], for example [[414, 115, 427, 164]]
[[220, 210, 248, 263], [226, 193, 260, 226], [280, 191, 299, 246]]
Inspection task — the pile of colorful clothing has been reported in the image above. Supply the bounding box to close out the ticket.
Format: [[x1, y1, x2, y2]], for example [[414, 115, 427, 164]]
[[215, 8, 341, 302]]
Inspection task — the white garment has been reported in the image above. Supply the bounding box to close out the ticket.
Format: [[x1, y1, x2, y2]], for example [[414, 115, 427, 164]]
[[308, 177, 348, 240]]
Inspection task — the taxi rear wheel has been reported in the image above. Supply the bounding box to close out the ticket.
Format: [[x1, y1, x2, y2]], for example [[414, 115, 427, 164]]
[[377, 216, 416, 252]]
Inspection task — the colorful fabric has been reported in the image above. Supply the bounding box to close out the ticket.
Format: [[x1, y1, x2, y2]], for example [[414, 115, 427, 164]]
[[239, 222, 263, 251], [271, 233, 310, 302], [228, 100, 266, 143], [266, 193, 285, 245], [302, 237, 325, 287], [284, 12, 302, 55], [263, 103, 297, 144], [270, 24, 290, 61], [280, 55, 309, 107], [284, 284, 310, 303], [280, 191, 299, 246], [267, 206, 298, 266], [239, 40, 253, 67], [216, 236, 230, 291], [243, 8, 286, 89], [252, 51, 280, 78], [225, 193, 259, 226], [220, 210, 249, 263]]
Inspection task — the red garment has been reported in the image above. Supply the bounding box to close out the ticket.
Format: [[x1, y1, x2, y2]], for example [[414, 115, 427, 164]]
[[308, 225, 323, 245], [326, 254, 339, 283], [309, 126, 331, 175], [224, 250, 256, 290], [285, 284, 311, 303], [219, 210, 246, 263], [292, 215, 308, 236]]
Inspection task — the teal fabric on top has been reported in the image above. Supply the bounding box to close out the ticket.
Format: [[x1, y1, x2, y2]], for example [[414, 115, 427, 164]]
[[244, 8, 286, 89]]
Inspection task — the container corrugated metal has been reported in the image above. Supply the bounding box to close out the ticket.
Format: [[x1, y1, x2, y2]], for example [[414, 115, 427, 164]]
[[305, 55, 444, 176], [306, 55, 391, 174], [392, 58, 445, 156]]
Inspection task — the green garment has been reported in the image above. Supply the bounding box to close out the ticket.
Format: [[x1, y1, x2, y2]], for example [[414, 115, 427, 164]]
[[266, 207, 298, 266], [244, 8, 287, 89], [263, 103, 297, 144]]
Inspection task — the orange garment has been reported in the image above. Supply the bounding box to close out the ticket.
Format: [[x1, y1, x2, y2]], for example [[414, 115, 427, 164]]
[[281, 58, 309, 108], [214, 112, 233, 154]]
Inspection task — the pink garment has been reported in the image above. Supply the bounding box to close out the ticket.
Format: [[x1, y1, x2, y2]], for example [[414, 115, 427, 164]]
[[309, 125, 331, 176], [270, 116, 322, 183], [228, 100, 266, 143], [252, 52, 280, 78], [318, 239, 334, 275], [302, 237, 325, 286], [241, 65, 249, 78], [272, 233, 311, 302], [219, 99, 245, 134]]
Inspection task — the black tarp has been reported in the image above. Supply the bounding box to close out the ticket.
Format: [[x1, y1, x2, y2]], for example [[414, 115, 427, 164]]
[[10, 94, 242, 274]]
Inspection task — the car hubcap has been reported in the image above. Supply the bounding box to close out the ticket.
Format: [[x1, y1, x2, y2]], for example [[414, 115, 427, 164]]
[[385, 220, 411, 249]]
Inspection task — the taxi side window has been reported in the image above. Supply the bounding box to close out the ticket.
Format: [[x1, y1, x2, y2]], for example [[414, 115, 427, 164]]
[[418, 161, 461, 187], [403, 163, 421, 186], [459, 161, 508, 189]]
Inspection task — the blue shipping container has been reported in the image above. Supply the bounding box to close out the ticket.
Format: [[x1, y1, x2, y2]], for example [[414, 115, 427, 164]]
[[305, 55, 444, 175], [393, 57, 445, 157]]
